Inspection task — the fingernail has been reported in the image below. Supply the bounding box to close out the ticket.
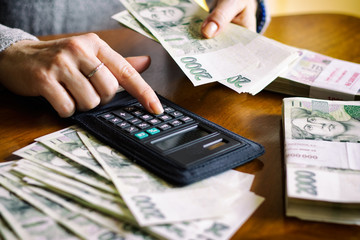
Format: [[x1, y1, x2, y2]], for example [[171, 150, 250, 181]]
[[203, 21, 218, 38], [149, 99, 164, 115]]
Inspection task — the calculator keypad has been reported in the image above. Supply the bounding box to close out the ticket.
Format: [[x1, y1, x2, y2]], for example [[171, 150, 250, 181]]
[[99, 103, 194, 140]]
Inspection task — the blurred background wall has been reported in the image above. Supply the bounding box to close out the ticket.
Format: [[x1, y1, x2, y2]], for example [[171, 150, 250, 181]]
[[267, 0, 360, 18]]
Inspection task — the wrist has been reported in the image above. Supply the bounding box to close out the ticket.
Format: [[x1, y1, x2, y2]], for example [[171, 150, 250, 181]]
[[0, 40, 36, 91], [0, 25, 38, 53], [256, 0, 270, 34]]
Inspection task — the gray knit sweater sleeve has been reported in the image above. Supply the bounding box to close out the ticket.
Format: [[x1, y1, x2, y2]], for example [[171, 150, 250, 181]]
[[0, 24, 38, 52], [0, 0, 123, 53]]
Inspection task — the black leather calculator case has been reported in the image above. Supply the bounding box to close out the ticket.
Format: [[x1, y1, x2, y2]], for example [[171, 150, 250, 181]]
[[71, 91, 264, 185]]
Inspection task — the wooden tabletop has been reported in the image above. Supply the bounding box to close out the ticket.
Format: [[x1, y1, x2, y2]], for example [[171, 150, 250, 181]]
[[1, 14, 360, 239]]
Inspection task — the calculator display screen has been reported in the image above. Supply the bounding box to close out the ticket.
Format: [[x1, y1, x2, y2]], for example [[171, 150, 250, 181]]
[[152, 127, 209, 151]]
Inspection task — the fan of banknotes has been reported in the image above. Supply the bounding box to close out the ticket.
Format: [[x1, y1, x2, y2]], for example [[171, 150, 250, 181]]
[[113, 0, 360, 101], [282, 97, 360, 225], [113, 0, 299, 95], [0, 126, 264, 239]]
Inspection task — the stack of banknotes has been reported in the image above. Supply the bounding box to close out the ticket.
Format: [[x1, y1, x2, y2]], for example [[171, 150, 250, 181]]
[[0, 126, 264, 239], [282, 97, 360, 225], [268, 50, 360, 101], [113, 0, 299, 95], [113, 0, 360, 101]]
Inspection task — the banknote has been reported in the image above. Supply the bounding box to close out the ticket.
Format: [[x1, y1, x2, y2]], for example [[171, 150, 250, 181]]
[[145, 191, 264, 240], [286, 163, 360, 203], [113, 0, 209, 39], [279, 49, 332, 86], [283, 97, 360, 167], [0, 170, 150, 240], [35, 126, 110, 180], [283, 97, 360, 225], [0, 215, 19, 240], [187, 192, 264, 240], [286, 165, 360, 226], [112, 10, 157, 42], [21, 176, 170, 240], [27, 185, 156, 240], [11, 159, 136, 224], [78, 130, 253, 226], [286, 164, 360, 225], [13, 159, 119, 201], [28, 183, 226, 240], [13, 142, 117, 194], [0, 178, 77, 240], [0, 171, 90, 239], [1, 162, 159, 239], [119, 0, 298, 94]]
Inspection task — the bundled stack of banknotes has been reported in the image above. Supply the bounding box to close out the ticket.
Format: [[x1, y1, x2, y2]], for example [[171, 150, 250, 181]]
[[282, 97, 360, 225], [268, 50, 360, 100], [113, 0, 360, 101], [0, 126, 264, 239]]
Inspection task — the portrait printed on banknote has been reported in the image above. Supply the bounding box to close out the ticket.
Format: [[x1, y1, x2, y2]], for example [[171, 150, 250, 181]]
[[127, 0, 214, 54], [136, 1, 187, 29], [290, 103, 360, 142]]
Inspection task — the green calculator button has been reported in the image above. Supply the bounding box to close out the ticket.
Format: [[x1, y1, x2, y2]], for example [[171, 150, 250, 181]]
[[134, 132, 149, 139], [146, 128, 160, 135]]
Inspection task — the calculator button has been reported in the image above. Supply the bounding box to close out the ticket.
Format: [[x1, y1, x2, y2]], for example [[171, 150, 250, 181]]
[[117, 122, 131, 129], [170, 120, 182, 127], [125, 126, 139, 133], [170, 111, 183, 118], [181, 116, 193, 123], [146, 128, 160, 135], [137, 122, 150, 129], [123, 106, 137, 112], [159, 115, 172, 121], [129, 118, 142, 125], [100, 113, 115, 120], [158, 123, 172, 131], [148, 118, 161, 125], [133, 103, 143, 108], [164, 107, 175, 113], [132, 110, 144, 117], [140, 114, 153, 121], [113, 110, 134, 120], [108, 117, 123, 124], [134, 132, 149, 139]]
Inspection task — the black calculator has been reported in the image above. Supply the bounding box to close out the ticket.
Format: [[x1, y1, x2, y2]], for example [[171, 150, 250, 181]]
[[72, 91, 264, 185]]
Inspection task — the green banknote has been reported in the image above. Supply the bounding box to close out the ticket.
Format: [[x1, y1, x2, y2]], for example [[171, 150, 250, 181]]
[[13, 142, 116, 194]]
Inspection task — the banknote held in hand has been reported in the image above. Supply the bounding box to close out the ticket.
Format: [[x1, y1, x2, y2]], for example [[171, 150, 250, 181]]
[[72, 91, 264, 185]]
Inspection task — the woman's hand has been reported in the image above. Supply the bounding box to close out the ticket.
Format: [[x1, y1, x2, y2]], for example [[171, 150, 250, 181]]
[[201, 0, 257, 38], [0, 33, 163, 117]]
